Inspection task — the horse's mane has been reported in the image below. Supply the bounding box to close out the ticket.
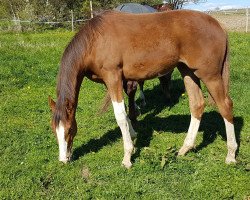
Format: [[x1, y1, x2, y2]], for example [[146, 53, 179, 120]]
[[53, 12, 109, 126]]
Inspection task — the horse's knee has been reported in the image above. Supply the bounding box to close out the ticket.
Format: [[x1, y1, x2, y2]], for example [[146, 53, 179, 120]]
[[191, 99, 205, 119], [218, 96, 234, 123]]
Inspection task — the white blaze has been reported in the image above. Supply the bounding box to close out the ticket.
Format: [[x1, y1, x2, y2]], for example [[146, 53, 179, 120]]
[[56, 121, 68, 162]]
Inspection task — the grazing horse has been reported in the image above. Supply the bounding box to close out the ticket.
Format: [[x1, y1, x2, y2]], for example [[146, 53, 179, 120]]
[[49, 10, 238, 168]]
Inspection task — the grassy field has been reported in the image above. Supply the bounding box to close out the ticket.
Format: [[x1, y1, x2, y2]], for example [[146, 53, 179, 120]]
[[0, 31, 249, 199]]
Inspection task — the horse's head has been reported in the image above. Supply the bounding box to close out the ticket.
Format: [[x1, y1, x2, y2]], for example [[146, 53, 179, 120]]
[[48, 96, 77, 163]]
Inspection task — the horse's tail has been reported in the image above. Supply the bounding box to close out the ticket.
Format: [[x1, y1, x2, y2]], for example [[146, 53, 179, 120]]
[[99, 92, 112, 114], [208, 35, 230, 105]]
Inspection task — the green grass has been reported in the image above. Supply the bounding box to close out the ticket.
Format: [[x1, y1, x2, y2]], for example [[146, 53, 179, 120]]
[[0, 31, 249, 199]]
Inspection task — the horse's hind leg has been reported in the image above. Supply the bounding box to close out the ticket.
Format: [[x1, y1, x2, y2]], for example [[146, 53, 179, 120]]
[[177, 65, 205, 156], [123, 80, 140, 121], [202, 76, 237, 163], [103, 70, 136, 168]]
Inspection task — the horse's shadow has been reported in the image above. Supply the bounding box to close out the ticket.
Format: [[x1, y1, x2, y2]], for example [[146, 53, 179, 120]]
[[72, 127, 121, 161], [72, 79, 184, 160], [133, 111, 243, 160], [138, 78, 186, 110], [73, 79, 243, 161]]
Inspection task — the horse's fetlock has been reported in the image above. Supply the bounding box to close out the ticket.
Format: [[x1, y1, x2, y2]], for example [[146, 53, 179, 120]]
[[125, 144, 134, 153], [116, 115, 127, 126], [227, 142, 238, 152]]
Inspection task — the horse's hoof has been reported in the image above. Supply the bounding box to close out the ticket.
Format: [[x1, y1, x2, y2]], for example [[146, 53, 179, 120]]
[[178, 145, 193, 156], [225, 156, 237, 164], [59, 156, 71, 164], [122, 161, 132, 169]]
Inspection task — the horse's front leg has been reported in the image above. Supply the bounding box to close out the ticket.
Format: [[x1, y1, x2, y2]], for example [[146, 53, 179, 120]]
[[159, 70, 173, 104], [104, 70, 137, 168], [138, 81, 146, 107]]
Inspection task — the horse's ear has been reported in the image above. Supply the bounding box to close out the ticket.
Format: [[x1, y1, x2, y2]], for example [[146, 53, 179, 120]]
[[65, 98, 74, 116], [48, 96, 56, 112]]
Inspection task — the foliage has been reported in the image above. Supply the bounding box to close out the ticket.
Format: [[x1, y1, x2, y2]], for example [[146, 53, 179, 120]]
[[0, 0, 206, 22], [0, 31, 249, 199], [0, 0, 206, 32], [165, 0, 206, 9]]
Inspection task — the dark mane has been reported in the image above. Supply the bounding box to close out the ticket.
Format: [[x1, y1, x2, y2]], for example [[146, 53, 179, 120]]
[[53, 12, 108, 126]]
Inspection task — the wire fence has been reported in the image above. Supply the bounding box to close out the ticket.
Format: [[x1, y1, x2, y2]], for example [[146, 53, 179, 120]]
[[0, 18, 88, 32], [0, 8, 249, 32]]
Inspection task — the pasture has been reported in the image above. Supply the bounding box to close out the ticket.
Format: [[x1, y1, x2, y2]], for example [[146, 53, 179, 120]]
[[0, 31, 249, 199]]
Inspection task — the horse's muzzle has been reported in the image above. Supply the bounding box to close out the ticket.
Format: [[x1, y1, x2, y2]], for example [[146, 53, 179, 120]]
[[59, 150, 72, 163]]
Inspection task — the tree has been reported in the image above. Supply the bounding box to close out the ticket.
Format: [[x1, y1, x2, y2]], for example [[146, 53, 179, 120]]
[[165, 0, 206, 10], [0, 0, 208, 32]]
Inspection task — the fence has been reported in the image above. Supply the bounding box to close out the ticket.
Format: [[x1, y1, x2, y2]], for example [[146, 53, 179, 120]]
[[208, 8, 249, 32], [0, 8, 249, 32], [0, 18, 88, 32], [0, 8, 90, 32]]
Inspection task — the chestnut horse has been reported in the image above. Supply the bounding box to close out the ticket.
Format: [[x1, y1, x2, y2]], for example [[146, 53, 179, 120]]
[[49, 10, 238, 168]]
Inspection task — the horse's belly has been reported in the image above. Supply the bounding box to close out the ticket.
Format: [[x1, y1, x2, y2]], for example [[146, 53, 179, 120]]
[[123, 54, 178, 80], [123, 62, 176, 81], [121, 42, 179, 80]]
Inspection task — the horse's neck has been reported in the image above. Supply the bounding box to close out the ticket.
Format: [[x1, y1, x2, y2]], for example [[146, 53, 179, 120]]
[[57, 65, 84, 107]]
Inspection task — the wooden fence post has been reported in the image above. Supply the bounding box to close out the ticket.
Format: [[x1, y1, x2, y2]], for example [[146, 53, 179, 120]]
[[90, 0, 93, 18], [71, 10, 74, 32]]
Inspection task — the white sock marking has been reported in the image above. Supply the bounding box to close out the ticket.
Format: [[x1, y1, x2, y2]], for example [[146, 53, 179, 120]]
[[56, 121, 68, 162], [112, 100, 134, 168], [112, 100, 126, 121], [184, 114, 200, 147], [223, 118, 237, 162], [223, 118, 237, 146]]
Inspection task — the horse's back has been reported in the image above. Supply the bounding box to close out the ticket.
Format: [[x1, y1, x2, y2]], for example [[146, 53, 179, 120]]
[[101, 10, 225, 39], [90, 10, 227, 80]]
